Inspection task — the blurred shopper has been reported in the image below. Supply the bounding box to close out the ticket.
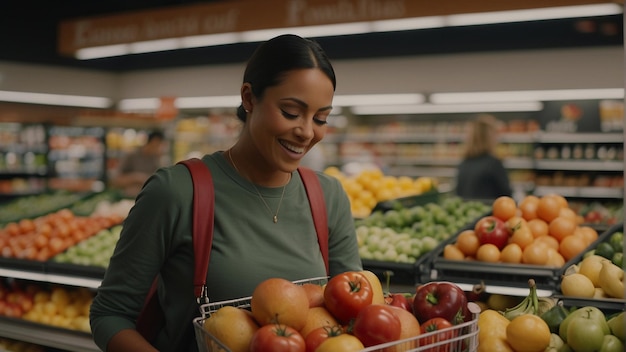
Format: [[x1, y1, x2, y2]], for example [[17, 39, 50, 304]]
[[454, 114, 512, 200], [110, 130, 166, 197], [90, 34, 362, 352]]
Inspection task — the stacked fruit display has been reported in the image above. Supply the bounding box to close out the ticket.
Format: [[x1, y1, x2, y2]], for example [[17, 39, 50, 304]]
[[201, 272, 477, 352], [476, 278, 625, 352], [442, 194, 599, 267], [52, 225, 122, 268], [354, 196, 490, 263], [0, 208, 124, 261], [0, 280, 92, 333], [560, 230, 624, 299], [323, 166, 438, 218]]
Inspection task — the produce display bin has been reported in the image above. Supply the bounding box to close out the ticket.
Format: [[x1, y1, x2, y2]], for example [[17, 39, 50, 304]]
[[194, 282, 480, 352], [425, 225, 620, 293], [372, 191, 441, 213], [554, 223, 625, 310]]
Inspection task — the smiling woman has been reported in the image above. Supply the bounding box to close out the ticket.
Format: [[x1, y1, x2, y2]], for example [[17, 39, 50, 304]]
[[89, 34, 362, 352]]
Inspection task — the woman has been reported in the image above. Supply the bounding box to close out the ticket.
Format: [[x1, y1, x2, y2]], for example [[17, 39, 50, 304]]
[[455, 114, 512, 201], [90, 34, 362, 352]]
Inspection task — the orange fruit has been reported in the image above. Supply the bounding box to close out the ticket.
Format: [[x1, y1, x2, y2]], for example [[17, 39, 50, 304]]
[[548, 193, 569, 210], [509, 226, 534, 250], [203, 306, 259, 352], [558, 207, 578, 222], [518, 195, 540, 221], [492, 196, 518, 221], [545, 248, 566, 267], [455, 230, 480, 257], [298, 306, 338, 338], [250, 278, 310, 330], [476, 244, 501, 263], [574, 226, 599, 246], [301, 283, 325, 308], [501, 243, 523, 264], [533, 235, 560, 251], [527, 219, 549, 238], [536, 196, 562, 223], [443, 244, 466, 260], [548, 217, 578, 242], [385, 305, 421, 352], [522, 242, 550, 265], [559, 235, 587, 261]]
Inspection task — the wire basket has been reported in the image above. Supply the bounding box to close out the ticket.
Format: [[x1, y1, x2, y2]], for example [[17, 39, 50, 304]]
[[194, 277, 480, 352]]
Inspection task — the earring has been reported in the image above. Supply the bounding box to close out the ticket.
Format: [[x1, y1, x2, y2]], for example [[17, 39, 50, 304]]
[[245, 109, 250, 113]]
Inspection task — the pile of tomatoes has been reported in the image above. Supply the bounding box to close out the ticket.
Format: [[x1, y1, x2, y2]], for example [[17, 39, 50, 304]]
[[443, 194, 598, 266], [202, 272, 474, 352]]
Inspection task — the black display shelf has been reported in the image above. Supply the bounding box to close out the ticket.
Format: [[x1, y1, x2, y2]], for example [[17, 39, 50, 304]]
[[0, 316, 98, 352]]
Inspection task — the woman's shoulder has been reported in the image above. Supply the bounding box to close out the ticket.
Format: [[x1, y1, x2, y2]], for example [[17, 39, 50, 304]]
[[137, 162, 196, 205]]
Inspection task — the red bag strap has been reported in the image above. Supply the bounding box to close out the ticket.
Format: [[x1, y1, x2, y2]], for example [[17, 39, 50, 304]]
[[178, 158, 214, 303], [298, 167, 329, 275]]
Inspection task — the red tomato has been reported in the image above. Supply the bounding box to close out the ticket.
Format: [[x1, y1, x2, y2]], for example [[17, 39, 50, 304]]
[[413, 281, 468, 325], [352, 304, 402, 347], [419, 317, 458, 352], [385, 293, 413, 313], [249, 324, 306, 352], [304, 325, 343, 352], [324, 271, 373, 324], [474, 215, 510, 250]]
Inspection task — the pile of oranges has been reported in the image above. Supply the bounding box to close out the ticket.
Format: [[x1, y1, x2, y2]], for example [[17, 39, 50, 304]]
[[443, 194, 598, 267]]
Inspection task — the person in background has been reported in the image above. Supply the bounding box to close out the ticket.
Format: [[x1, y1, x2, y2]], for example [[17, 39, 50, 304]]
[[110, 130, 166, 197], [454, 114, 512, 201], [90, 34, 362, 352]]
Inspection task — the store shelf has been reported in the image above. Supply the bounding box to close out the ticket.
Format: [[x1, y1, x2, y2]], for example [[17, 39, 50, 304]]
[[534, 186, 623, 199], [535, 159, 623, 171], [0, 317, 98, 352], [537, 132, 624, 144]]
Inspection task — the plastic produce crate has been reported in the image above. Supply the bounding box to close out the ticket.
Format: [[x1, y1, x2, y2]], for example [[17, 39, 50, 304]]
[[426, 223, 620, 293], [193, 277, 480, 352], [554, 223, 625, 310]]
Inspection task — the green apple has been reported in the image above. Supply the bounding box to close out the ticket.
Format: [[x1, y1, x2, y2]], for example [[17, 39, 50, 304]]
[[599, 334, 624, 352], [560, 306, 609, 343], [567, 316, 606, 352], [607, 312, 625, 342]]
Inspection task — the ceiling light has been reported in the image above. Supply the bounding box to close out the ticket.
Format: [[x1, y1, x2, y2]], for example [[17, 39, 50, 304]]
[[333, 94, 425, 107], [117, 98, 161, 111], [76, 44, 130, 60], [0, 90, 112, 108], [447, 3, 622, 26], [118, 94, 425, 112], [176, 95, 241, 109], [352, 102, 544, 115], [430, 88, 624, 104]]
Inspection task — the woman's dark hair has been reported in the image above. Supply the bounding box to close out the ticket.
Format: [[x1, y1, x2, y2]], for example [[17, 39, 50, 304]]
[[236, 34, 337, 122]]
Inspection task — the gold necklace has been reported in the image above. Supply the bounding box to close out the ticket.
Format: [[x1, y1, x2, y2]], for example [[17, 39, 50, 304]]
[[227, 149, 289, 223]]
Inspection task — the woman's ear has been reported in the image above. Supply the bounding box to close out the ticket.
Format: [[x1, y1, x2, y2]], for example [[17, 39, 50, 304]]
[[241, 83, 254, 113]]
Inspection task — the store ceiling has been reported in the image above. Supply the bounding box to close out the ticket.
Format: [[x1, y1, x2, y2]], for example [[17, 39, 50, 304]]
[[1, 1, 623, 72]]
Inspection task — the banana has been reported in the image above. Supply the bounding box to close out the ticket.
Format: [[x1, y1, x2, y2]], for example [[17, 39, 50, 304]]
[[599, 260, 625, 299], [537, 296, 558, 316], [500, 279, 539, 320]]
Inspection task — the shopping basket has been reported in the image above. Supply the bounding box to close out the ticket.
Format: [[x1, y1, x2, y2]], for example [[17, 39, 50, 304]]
[[193, 277, 480, 352]]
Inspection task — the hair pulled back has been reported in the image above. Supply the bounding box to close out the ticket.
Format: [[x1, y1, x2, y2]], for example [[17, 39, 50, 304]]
[[236, 34, 337, 122]]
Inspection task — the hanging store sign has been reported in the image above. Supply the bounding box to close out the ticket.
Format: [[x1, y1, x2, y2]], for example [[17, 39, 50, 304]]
[[57, 0, 615, 56]]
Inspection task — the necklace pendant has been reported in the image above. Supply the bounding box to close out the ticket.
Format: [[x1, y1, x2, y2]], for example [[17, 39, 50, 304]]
[[273, 215, 278, 223]]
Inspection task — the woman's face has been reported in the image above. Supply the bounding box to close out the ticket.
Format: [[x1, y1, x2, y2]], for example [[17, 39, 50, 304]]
[[243, 68, 334, 172]]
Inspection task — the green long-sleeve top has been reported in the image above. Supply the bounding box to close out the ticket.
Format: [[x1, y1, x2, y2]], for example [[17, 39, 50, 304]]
[[90, 151, 363, 351]]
